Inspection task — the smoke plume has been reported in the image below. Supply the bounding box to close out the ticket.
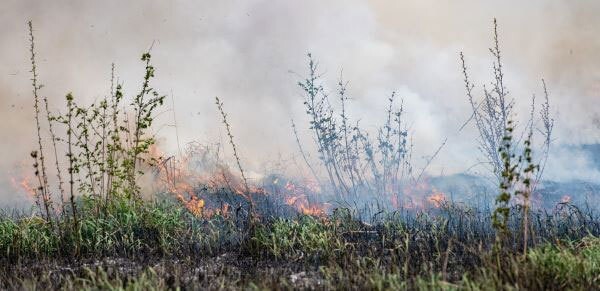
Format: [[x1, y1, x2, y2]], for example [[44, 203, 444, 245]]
[[1, 0, 600, 206]]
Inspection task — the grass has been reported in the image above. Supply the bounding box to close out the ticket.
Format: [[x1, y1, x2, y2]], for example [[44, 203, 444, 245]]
[[3, 198, 598, 290], [249, 216, 344, 262], [3, 20, 598, 290], [0, 198, 182, 259]]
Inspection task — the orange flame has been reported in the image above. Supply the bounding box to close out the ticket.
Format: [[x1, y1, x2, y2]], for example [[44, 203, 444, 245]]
[[284, 181, 329, 216], [150, 144, 259, 218], [396, 178, 448, 209], [177, 194, 205, 217], [10, 176, 37, 202], [151, 143, 450, 217], [427, 191, 447, 208]]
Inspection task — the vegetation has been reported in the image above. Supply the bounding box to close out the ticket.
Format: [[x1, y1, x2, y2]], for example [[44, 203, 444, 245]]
[[2, 204, 599, 289], [296, 54, 412, 201], [1, 20, 598, 291], [460, 19, 553, 183]]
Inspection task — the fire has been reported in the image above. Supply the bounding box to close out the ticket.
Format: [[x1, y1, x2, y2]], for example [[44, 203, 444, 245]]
[[177, 194, 205, 217], [284, 181, 329, 216], [149, 143, 262, 218], [285, 194, 329, 216], [10, 176, 37, 202], [427, 191, 447, 208], [285, 195, 301, 206], [149, 143, 446, 218], [396, 178, 448, 209], [298, 204, 329, 216]]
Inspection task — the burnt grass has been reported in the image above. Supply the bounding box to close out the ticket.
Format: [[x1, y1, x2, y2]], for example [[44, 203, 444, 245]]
[[1, 196, 600, 290]]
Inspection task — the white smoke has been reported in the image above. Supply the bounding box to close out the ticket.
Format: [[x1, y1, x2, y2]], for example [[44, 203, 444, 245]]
[[1, 0, 600, 206]]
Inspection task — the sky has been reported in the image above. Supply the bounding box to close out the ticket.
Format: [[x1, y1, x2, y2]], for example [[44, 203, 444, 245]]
[[1, 0, 600, 206]]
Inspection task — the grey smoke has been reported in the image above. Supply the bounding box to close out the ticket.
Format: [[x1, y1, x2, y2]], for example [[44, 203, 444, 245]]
[[1, 0, 600, 206]]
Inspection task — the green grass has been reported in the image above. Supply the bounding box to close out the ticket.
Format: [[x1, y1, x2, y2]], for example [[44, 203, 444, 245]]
[[249, 216, 344, 261], [0, 197, 190, 259], [1, 198, 599, 290], [0, 215, 57, 258], [525, 236, 600, 289]]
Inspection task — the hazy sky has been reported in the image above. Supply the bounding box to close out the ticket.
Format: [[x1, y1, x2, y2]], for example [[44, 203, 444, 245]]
[[1, 0, 600, 205]]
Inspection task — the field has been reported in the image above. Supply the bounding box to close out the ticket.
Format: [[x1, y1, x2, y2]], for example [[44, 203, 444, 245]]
[[2, 18, 600, 291], [2, 198, 599, 290]]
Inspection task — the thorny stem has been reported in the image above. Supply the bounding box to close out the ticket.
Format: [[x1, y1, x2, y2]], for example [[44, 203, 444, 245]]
[[28, 21, 55, 227], [215, 97, 255, 224], [66, 93, 78, 228]]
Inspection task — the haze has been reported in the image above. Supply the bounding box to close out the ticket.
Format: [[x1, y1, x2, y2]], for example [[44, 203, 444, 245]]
[[1, 0, 599, 206]]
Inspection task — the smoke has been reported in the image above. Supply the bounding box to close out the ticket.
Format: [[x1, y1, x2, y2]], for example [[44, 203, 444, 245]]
[[1, 0, 600, 206]]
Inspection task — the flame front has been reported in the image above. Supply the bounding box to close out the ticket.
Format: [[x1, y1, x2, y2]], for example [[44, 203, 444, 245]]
[[427, 191, 447, 208], [284, 181, 329, 216], [398, 178, 448, 209], [177, 194, 205, 217], [149, 144, 453, 218], [10, 176, 37, 203], [150, 144, 258, 218]]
